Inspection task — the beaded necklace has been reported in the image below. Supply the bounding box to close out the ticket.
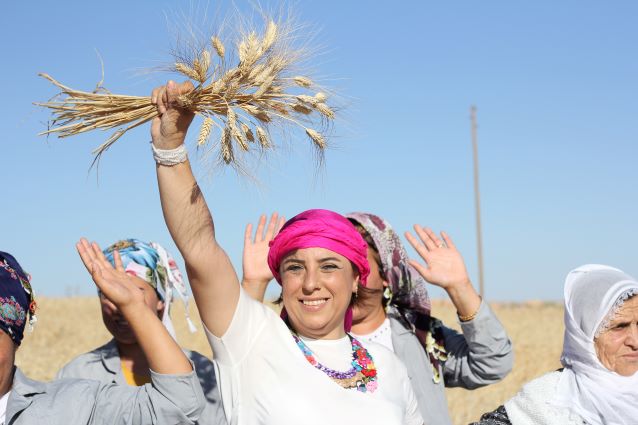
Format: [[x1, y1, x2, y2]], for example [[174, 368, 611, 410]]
[[291, 332, 378, 393]]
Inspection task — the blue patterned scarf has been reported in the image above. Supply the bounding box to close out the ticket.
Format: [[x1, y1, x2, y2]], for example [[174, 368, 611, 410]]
[[103, 239, 196, 336]]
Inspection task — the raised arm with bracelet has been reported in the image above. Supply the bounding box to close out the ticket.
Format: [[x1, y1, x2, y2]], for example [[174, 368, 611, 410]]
[[150, 80, 239, 337]]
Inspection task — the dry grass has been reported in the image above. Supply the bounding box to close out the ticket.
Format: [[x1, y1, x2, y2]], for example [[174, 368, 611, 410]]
[[36, 15, 334, 170], [16, 298, 564, 425]]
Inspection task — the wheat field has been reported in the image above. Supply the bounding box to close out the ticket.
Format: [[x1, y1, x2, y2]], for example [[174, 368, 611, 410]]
[[16, 297, 564, 425]]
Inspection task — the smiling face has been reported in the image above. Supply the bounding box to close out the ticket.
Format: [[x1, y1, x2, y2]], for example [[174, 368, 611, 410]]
[[280, 247, 359, 340], [594, 295, 638, 376], [100, 274, 164, 345]]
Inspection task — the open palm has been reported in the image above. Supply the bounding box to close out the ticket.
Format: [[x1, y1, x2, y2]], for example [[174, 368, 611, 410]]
[[405, 226, 470, 291], [76, 238, 144, 308], [242, 213, 285, 284]]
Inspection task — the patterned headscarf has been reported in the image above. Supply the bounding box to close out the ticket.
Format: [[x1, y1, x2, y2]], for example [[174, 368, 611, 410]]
[[267, 209, 370, 332], [103, 239, 196, 337], [346, 212, 432, 324], [0, 251, 37, 346]]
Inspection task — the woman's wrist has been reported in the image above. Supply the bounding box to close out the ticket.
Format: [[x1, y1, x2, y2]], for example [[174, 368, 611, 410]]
[[152, 134, 187, 150], [151, 142, 189, 166], [119, 301, 153, 326], [445, 278, 474, 300], [445, 279, 482, 319]]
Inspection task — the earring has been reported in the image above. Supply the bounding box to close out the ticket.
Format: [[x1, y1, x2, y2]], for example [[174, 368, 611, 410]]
[[383, 286, 393, 302]]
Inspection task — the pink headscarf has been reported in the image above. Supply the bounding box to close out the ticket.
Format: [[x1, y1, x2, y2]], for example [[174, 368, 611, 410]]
[[267, 209, 370, 331]]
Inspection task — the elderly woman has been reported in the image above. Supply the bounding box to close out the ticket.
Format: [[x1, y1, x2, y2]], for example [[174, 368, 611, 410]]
[[0, 247, 205, 424], [242, 213, 514, 425], [57, 239, 225, 425], [473, 264, 638, 425], [149, 81, 423, 424]]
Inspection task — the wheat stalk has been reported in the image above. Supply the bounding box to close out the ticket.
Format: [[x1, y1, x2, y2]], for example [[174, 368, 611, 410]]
[[256, 126, 270, 149], [305, 128, 326, 149], [211, 36, 225, 58], [37, 15, 335, 169], [197, 117, 214, 146]]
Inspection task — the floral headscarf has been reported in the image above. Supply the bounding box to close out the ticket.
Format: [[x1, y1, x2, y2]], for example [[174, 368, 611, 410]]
[[0, 251, 37, 345], [346, 212, 432, 323], [103, 239, 196, 337]]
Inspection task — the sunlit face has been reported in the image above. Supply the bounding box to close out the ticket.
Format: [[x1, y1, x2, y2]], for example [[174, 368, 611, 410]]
[[100, 275, 164, 345], [594, 295, 638, 376], [0, 331, 16, 393], [280, 247, 359, 340], [352, 246, 387, 322]]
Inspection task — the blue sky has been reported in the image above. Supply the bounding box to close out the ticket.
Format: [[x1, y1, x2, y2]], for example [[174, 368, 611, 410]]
[[2, 1, 637, 301]]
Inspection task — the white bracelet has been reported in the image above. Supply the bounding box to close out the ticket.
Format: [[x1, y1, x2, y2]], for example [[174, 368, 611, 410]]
[[151, 143, 188, 166]]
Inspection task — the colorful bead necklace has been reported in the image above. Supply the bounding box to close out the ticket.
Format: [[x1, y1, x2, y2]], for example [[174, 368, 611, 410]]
[[291, 332, 378, 393]]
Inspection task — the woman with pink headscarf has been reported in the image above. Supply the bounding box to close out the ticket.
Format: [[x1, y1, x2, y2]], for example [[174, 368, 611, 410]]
[[242, 213, 513, 425], [148, 81, 423, 424]]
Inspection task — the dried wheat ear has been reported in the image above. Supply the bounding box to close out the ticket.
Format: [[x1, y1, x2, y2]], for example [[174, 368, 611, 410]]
[[37, 17, 335, 168]]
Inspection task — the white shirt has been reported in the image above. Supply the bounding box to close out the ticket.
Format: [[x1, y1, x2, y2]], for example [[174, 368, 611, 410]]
[[351, 318, 395, 352], [0, 390, 10, 425], [206, 289, 423, 425]]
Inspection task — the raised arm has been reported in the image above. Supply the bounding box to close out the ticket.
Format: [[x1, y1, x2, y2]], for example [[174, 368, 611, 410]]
[[405, 226, 513, 387], [150, 81, 239, 336], [405, 226, 481, 317], [76, 238, 193, 375], [242, 212, 284, 302]]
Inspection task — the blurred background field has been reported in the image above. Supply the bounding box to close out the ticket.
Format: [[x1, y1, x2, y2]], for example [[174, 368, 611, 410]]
[[17, 297, 563, 425]]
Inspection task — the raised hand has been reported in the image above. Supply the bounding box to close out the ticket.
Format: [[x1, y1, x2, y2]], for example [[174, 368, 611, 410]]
[[77, 238, 193, 375], [150, 80, 195, 150], [404, 226, 470, 291], [242, 213, 285, 302], [76, 238, 144, 310], [405, 226, 481, 319]]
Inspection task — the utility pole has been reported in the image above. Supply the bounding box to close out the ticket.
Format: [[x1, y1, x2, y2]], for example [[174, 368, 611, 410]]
[[470, 105, 485, 298]]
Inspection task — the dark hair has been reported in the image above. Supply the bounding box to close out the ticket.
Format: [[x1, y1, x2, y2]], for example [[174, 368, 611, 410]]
[[347, 219, 383, 272], [347, 219, 391, 309]]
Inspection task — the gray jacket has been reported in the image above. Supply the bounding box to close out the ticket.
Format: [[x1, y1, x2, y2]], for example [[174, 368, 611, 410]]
[[57, 340, 226, 425], [7, 366, 204, 425], [391, 301, 514, 425]]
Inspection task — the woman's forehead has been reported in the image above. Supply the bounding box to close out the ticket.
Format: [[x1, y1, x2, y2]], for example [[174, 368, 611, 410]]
[[283, 247, 347, 261], [613, 295, 638, 319]]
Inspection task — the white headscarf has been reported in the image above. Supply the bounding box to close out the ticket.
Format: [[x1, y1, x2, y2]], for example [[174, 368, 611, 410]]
[[554, 264, 638, 425]]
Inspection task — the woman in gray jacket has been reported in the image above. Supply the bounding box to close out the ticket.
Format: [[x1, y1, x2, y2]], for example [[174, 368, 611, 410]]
[[346, 213, 513, 425], [242, 212, 513, 425], [57, 238, 225, 425], [0, 245, 205, 425]]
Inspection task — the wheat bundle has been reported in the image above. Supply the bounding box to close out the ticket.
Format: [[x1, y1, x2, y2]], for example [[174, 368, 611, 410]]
[[37, 17, 334, 167]]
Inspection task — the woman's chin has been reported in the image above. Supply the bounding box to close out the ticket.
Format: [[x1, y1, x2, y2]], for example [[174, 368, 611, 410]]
[[289, 313, 345, 338]]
